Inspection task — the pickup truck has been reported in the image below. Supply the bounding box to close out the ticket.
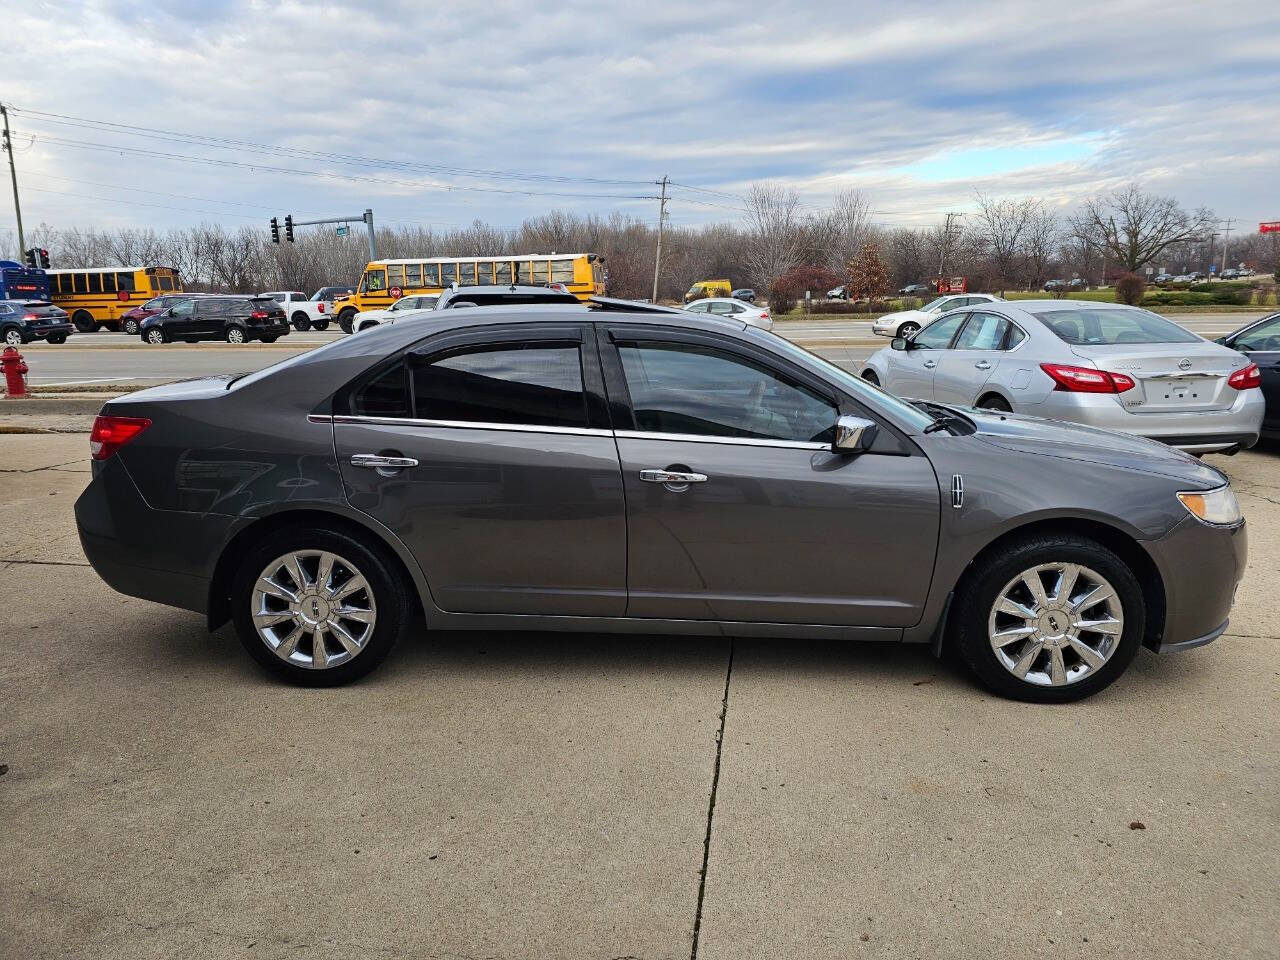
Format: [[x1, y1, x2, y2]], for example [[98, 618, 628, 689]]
[[258, 291, 334, 331]]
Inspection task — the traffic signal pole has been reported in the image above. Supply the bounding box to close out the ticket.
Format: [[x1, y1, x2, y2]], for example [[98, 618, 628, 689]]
[[277, 209, 376, 260], [1, 104, 25, 254]]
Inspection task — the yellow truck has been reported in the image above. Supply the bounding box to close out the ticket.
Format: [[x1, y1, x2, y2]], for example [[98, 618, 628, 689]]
[[683, 279, 732, 302]]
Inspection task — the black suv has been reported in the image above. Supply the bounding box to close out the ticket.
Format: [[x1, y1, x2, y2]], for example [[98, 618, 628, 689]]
[[0, 300, 74, 345], [138, 295, 289, 345]]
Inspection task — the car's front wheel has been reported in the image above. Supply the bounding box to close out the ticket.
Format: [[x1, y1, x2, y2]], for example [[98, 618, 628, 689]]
[[145, 328, 165, 345], [231, 526, 411, 685], [951, 534, 1145, 703], [898, 321, 921, 338], [338, 308, 357, 334]]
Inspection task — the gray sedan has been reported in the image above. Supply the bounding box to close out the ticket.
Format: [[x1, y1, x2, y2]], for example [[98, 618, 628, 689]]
[[860, 300, 1264, 454], [75, 304, 1247, 703]]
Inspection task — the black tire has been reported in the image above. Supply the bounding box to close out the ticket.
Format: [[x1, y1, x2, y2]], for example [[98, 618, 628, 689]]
[[951, 534, 1145, 703], [977, 395, 1011, 412], [261, 335, 278, 344], [230, 525, 411, 686], [3, 327, 25, 347], [313, 319, 330, 331], [225, 325, 246, 344], [122, 318, 140, 336], [291, 313, 312, 331], [898, 321, 921, 338], [145, 327, 166, 345], [338, 308, 357, 334], [46, 334, 67, 345], [861, 369, 880, 386], [73, 311, 95, 333]]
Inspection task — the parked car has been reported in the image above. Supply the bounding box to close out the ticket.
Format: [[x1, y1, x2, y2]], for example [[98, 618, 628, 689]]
[[75, 302, 1248, 702], [1153, 273, 1175, 285], [138, 295, 289, 344], [827, 285, 847, 300], [353, 294, 439, 333], [732, 288, 756, 303], [1217, 313, 1280, 439], [0, 300, 73, 345], [1044, 280, 1067, 292], [434, 285, 580, 310], [119, 293, 217, 336], [259, 291, 333, 332], [860, 300, 1263, 454], [898, 283, 934, 296], [683, 296, 772, 330], [1068, 278, 1087, 290], [1170, 274, 1195, 284], [684, 280, 732, 302], [872, 293, 1004, 339]]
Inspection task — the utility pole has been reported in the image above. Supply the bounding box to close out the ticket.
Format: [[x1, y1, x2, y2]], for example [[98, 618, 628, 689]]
[[1220, 218, 1235, 272], [651, 176, 668, 303], [937, 212, 962, 280], [1, 104, 25, 254]]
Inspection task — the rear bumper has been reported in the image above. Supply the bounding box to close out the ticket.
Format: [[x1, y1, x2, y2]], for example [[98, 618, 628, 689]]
[[25, 322, 74, 340], [247, 322, 290, 339], [1028, 390, 1264, 451], [1145, 514, 1247, 651]]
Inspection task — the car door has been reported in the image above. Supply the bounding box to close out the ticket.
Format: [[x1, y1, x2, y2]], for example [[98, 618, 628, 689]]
[[600, 324, 940, 628], [932, 311, 1011, 403], [885, 310, 968, 400], [331, 322, 626, 617], [164, 298, 198, 336], [1230, 315, 1280, 433]]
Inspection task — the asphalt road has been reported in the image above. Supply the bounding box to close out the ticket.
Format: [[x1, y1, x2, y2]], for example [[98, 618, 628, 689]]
[[17, 311, 1266, 387], [1, 433, 1277, 958]]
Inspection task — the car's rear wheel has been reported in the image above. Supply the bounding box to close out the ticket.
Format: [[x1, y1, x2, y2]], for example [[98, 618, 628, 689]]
[[72, 311, 95, 333], [122, 318, 140, 336], [225, 325, 246, 344], [261, 335, 278, 343], [951, 534, 1144, 703], [46, 334, 67, 344], [898, 321, 921, 338], [231, 526, 411, 685], [977, 395, 1011, 412], [291, 312, 311, 331], [145, 328, 166, 345], [861, 369, 880, 387], [313, 319, 330, 331]]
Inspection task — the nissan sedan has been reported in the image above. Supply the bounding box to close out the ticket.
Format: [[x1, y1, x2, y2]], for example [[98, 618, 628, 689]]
[[75, 304, 1247, 703]]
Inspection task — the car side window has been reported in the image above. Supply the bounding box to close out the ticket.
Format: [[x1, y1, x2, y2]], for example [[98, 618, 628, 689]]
[[1236, 317, 1280, 351], [686, 302, 708, 313], [170, 300, 195, 317], [1004, 323, 1027, 349], [616, 341, 836, 444], [953, 312, 1009, 351], [351, 363, 410, 418], [912, 312, 967, 349], [412, 342, 588, 428]]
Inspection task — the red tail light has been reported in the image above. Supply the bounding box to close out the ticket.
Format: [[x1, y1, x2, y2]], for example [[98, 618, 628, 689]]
[[90, 415, 151, 461], [1227, 363, 1261, 390], [317, 302, 325, 313], [1040, 363, 1135, 393], [759, 310, 770, 319], [251, 310, 268, 319], [23, 314, 37, 321]]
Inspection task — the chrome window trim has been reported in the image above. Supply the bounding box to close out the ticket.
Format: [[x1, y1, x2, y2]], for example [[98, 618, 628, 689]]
[[614, 429, 829, 451]]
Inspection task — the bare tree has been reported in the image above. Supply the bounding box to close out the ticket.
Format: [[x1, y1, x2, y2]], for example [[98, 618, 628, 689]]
[[821, 188, 872, 275], [1070, 184, 1215, 273], [972, 193, 1036, 295], [1022, 201, 1060, 290], [743, 182, 805, 294]]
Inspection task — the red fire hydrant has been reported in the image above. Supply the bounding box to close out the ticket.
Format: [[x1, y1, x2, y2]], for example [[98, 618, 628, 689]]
[[2, 346, 29, 398]]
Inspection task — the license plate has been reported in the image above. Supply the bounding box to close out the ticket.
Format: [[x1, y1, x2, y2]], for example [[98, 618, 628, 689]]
[[1149, 378, 1209, 401]]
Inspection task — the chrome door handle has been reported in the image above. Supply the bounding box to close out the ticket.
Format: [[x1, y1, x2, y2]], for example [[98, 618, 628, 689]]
[[923, 360, 937, 369], [975, 360, 992, 370], [350, 453, 419, 469], [640, 469, 708, 484]]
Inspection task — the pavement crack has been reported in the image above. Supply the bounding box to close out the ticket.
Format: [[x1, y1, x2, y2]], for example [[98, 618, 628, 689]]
[[690, 638, 734, 960]]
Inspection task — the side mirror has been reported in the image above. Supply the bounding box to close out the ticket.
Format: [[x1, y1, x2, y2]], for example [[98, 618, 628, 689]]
[[891, 337, 908, 351], [1213, 336, 1229, 346], [833, 415, 879, 454]]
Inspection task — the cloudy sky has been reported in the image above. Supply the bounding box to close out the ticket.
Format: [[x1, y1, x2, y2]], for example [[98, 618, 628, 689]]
[[3, 0, 1278, 237]]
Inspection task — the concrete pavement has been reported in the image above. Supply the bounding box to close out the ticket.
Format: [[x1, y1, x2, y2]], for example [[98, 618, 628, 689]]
[[0, 432, 1276, 958]]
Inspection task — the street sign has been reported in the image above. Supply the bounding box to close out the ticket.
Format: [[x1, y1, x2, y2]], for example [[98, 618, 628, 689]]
[[1260, 221, 1280, 234], [335, 225, 349, 237], [1144, 266, 1153, 275]]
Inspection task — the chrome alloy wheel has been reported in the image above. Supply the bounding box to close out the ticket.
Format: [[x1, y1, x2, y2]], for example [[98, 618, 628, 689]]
[[987, 562, 1124, 687], [251, 550, 376, 669]]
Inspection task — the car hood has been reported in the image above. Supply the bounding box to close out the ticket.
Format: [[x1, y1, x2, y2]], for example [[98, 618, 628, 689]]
[[878, 309, 928, 323], [953, 405, 1228, 487]]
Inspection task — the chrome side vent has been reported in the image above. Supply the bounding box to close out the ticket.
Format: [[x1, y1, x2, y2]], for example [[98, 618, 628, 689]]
[[951, 474, 964, 509]]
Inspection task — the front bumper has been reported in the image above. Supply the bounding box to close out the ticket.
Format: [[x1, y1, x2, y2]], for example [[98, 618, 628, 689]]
[[1145, 513, 1247, 652], [1027, 389, 1264, 452]]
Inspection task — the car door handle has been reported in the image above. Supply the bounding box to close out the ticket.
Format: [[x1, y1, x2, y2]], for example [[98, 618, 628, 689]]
[[350, 453, 419, 469], [923, 360, 937, 369], [640, 469, 708, 484], [974, 360, 992, 370]]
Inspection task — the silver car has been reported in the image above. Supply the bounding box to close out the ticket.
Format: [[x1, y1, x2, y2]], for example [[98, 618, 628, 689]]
[[861, 300, 1264, 454], [872, 293, 1003, 338], [684, 296, 773, 330]]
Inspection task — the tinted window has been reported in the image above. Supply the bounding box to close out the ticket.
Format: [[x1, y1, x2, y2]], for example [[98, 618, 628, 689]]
[[88, 273, 102, 294], [170, 300, 195, 317], [117, 273, 136, 292], [954, 313, 1009, 350], [1030, 306, 1200, 345], [1236, 316, 1280, 351], [412, 343, 587, 428], [352, 363, 410, 418], [617, 342, 836, 443], [912, 312, 967, 348]]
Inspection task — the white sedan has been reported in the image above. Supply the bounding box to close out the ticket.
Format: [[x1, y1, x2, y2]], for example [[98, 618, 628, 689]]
[[872, 293, 1003, 338], [684, 297, 773, 330], [353, 294, 440, 333]]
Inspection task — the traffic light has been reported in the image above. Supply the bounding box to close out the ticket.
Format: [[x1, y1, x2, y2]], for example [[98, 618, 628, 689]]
[[23, 248, 36, 268], [39, 249, 49, 269], [284, 215, 294, 243], [270, 217, 280, 243]]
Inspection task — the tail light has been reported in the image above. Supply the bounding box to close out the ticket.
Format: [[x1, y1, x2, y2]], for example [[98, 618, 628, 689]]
[[759, 310, 770, 319], [23, 313, 36, 321], [90, 415, 151, 461], [251, 310, 268, 319], [317, 302, 325, 313], [1228, 363, 1261, 390], [1039, 362, 1135, 393]]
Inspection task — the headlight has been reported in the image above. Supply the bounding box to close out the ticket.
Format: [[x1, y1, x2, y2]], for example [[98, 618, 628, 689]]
[[1177, 485, 1241, 526]]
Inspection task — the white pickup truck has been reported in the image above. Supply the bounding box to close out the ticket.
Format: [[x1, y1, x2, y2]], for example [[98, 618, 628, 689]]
[[258, 291, 335, 331]]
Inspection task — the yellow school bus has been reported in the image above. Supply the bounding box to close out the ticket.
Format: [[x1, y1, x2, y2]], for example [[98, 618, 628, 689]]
[[335, 253, 605, 330], [47, 266, 183, 331]]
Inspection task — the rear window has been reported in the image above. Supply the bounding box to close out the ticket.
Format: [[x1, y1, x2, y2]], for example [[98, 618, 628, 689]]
[[247, 297, 278, 310], [1028, 306, 1200, 345]]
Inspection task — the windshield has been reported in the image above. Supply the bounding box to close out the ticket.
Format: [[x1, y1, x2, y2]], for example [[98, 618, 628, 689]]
[[1028, 305, 1200, 345], [752, 330, 936, 432], [920, 296, 952, 312]]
